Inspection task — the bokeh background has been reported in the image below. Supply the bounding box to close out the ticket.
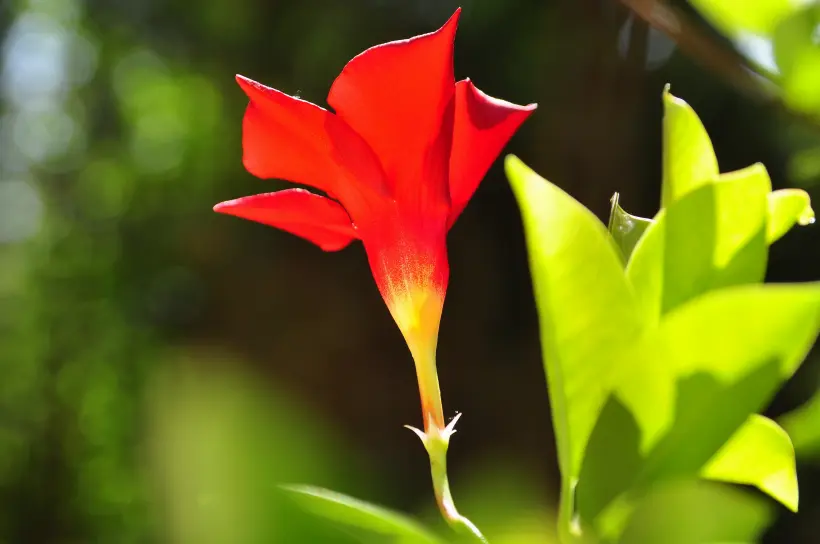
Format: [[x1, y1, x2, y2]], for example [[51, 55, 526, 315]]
[[1, 0, 819, 542]]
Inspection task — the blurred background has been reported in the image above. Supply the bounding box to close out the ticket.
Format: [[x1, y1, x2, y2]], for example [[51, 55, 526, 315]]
[[0, 0, 819, 542]]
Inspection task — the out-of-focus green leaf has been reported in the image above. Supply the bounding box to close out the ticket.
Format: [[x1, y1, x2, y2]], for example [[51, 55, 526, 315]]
[[147, 356, 363, 544], [618, 480, 774, 544], [445, 463, 560, 544], [774, 5, 820, 115], [702, 414, 798, 512], [578, 284, 820, 538], [506, 155, 644, 540], [661, 86, 719, 208], [608, 192, 653, 262], [768, 188, 815, 242], [780, 388, 820, 459], [627, 164, 771, 318], [688, 0, 796, 36], [282, 485, 443, 544]]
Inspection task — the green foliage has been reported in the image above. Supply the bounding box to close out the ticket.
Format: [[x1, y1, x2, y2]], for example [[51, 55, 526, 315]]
[[687, 0, 820, 192], [768, 189, 816, 243], [628, 164, 771, 318], [780, 387, 820, 460], [506, 88, 819, 543], [618, 480, 775, 544], [282, 485, 444, 544], [774, 4, 820, 115], [702, 415, 798, 512], [688, 0, 795, 36], [690, 0, 820, 120], [505, 155, 644, 543], [660, 86, 719, 208], [146, 357, 367, 544], [608, 194, 652, 262]]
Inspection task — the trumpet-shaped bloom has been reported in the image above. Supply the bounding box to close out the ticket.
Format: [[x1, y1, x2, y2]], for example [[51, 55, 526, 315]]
[[215, 8, 535, 434]]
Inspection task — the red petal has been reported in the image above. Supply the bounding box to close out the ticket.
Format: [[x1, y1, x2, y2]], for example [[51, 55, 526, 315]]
[[235, 75, 387, 218], [214, 189, 357, 251], [327, 9, 460, 211], [448, 79, 537, 227]]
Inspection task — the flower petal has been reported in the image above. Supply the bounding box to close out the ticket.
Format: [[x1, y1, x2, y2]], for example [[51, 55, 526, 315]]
[[327, 9, 460, 211], [448, 79, 537, 227], [236, 75, 387, 217], [214, 189, 357, 251]]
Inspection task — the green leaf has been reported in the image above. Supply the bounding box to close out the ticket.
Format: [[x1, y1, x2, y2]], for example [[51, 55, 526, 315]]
[[146, 357, 364, 544], [688, 0, 796, 36], [577, 284, 820, 538], [641, 283, 820, 470], [702, 414, 798, 512], [627, 164, 771, 318], [506, 155, 644, 538], [767, 188, 815, 243], [774, 5, 820, 115], [618, 480, 775, 544], [281, 485, 443, 544], [661, 87, 719, 208], [608, 192, 653, 262], [506, 155, 644, 478], [780, 389, 820, 459]]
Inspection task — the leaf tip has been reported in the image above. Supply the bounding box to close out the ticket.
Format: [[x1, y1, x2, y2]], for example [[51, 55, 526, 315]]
[[798, 205, 815, 226], [504, 153, 523, 174], [504, 154, 533, 196]]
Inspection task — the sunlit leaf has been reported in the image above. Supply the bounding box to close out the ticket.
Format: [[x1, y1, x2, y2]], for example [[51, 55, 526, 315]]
[[780, 388, 820, 459], [608, 192, 653, 262], [768, 188, 815, 243], [646, 283, 819, 466], [619, 480, 774, 544], [688, 0, 796, 36], [505, 155, 644, 537], [702, 414, 798, 512], [578, 284, 820, 538], [282, 485, 443, 544], [661, 87, 719, 208], [627, 164, 771, 318], [774, 4, 820, 115]]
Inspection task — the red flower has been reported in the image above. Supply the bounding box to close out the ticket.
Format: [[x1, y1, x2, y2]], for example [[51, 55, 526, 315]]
[[215, 8, 535, 434]]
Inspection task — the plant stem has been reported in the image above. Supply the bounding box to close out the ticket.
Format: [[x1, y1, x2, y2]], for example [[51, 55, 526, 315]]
[[405, 344, 487, 543], [426, 416, 487, 543], [557, 477, 577, 544]]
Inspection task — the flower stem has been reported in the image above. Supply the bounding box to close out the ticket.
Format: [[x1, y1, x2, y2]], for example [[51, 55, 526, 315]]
[[425, 419, 488, 543], [405, 345, 487, 543]]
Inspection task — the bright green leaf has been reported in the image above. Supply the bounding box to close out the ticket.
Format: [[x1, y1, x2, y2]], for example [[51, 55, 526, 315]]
[[281, 485, 443, 544], [774, 5, 820, 115], [608, 192, 654, 262], [702, 414, 798, 512], [780, 388, 820, 459], [506, 155, 644, 538], [768, 188, 815, 243], [506, 155, 644, 478], [661, 87, 719, 208], [578, 283, 820, 537], [635, 284, 820, 478], [618, 480, 774, 544], [627, 164, 771, 318], [688, 0, 796, 36]]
